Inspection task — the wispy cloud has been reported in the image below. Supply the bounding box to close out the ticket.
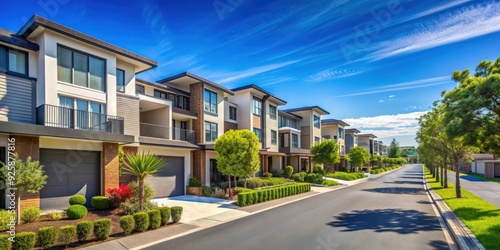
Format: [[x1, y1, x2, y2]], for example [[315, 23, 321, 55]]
[[214, 60, 300, 84], [377, 99, 385, 103], [332, 76, 452, 98], [309, 64, 372, 81], [344, 111, 428, 138]]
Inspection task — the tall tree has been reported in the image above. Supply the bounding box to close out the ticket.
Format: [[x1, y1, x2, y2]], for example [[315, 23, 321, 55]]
[[310, 139, 340, 170], [387, 138, 401, 158], [214, 129, 260, 192], [348, 146, 371, 171]]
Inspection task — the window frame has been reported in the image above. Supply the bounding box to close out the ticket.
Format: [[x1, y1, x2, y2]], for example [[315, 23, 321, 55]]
[[269, 105, 277, 120], [252, 98, 262, 116], [314, 136, 320, 144], [313, 115, 320, 128], [116, 68, 125, 92], [204, 89, 218, 114], [56, 44, 107, 92], [136, 85, 145, 95], [0, 45, 29, 76], [253, 128, 262, 142], [271, 130, 277, 145], [205, 121, 218, 142], [229, 106, 237, 121], [292, 134, 299, 148]]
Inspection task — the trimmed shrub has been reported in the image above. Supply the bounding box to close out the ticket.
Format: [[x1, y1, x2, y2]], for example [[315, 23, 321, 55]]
[[39, 226, 57, 249], [120, 215, 135, 235], [76, 221, 93, 242], [156, 207, 171, 226], [69, 194, 86, 205], [91, 196, 111, 210], [0, 210, 14, 232], [237, 183, 311, 207], [147, 209, 161, 230], [262, 172, 273, 178], [313, 166, 325, 176], [304, 173, 324, 184], [188, 176, 202, 187], [171, 206, 183, 223], [66, 205, 88, 219], [292, 172, 307, 182], [106, 185, 133, 208], [20, 206, 40, 223], [0, 235, 11, 250], [93, 219, 112, 241], [284, 166, 294, 178], [12, 232, 35, 250], [133, 212, 149, 232], [48, 211, 63, 221], [59, 226, 76, 246]]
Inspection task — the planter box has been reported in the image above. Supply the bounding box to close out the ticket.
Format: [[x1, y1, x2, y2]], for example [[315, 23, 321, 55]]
[[186, 186, 202, 196]]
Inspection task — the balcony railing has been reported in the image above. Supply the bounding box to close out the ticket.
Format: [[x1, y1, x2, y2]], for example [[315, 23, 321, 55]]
[[140, 123, 194, 143], [37, 104, 124, 134]]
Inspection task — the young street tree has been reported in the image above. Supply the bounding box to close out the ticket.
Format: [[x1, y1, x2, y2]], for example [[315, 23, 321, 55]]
[[0, 154, 48, 223], [214, 129, 260, 193], [387, 138, 401, 158], [310, 139, 340, 171], [348, 146, 371, 172]]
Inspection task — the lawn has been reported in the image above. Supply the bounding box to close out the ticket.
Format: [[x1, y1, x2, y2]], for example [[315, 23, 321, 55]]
[[424, 168, 500, 250], [326, 172, 366, 181], [322, 179, 340, 186]]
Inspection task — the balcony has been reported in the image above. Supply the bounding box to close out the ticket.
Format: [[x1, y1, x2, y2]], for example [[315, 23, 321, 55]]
[[140, 123, 194, 143], [36, 104, 124, 134], [279, 146, 311, 155]]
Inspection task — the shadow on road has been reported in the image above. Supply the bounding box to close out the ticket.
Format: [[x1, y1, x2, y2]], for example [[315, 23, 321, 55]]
[[404, 170, 423, 174], [459, 175, 488, 182], [429, 240, 450, 250], [328, 208, 442, 234], [400, 176, 424, 180], [383, 180, 423, 185], [362, 187, 425, 195], [416, 200, 432, 205]]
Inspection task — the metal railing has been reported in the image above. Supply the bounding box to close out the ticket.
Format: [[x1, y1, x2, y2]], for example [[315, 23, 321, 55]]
[[140, 123, 194, 143], [37, 104, 124, 134]]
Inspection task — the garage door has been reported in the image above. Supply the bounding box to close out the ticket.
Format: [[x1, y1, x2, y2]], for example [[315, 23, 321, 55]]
[[146, 156, 184, 198], [40, 149, 101, 210]]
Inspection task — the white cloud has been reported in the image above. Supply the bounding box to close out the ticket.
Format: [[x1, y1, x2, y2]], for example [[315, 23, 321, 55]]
[[377, 99, 385, 103], [309, 65, 371, 81], [344, 111, 427, 139]]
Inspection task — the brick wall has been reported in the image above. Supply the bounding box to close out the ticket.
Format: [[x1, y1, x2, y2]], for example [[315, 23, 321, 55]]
[[192, 150, 206, 185], [190, 82, 204, 144], [103, 143, 119, 193], [119, 146, 138, 186], [11, 135, 40, 212]]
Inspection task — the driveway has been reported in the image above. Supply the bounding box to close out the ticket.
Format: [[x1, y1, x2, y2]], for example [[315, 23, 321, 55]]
[[447, 172, 500, 208]]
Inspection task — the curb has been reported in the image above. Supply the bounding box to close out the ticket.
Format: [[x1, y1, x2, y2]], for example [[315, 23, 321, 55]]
[[423, 175, 485, 250]]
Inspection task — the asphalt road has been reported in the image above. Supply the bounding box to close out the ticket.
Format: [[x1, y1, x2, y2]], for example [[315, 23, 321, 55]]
[[145, 164, 449, 250]]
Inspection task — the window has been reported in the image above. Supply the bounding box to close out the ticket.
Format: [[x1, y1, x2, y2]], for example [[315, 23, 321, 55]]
[[253, 98, 262, 116], [175, 95, 190, 110], [271, 130, 277, 145], [278, 115, 300, 129], [205, 121, 218, 142], [154, 90, 168, 99], [341, 145, 345, 154], [354, 135, 358, 145], [292, 134, 299, 148], [338, 128, 345, 139], [59, 96, 106, 130], [229, 106, 237, 120], [313, 115, 320, 128], [204, 89, 217, 114], [253, 128, 262, 142], [269, 105, 277, 119], [0, 46, 28, 75], [116, 69, 125, 92], [315, 137, 320, 144], [136, 85, 145, 95], [57, 45, 106, 91]]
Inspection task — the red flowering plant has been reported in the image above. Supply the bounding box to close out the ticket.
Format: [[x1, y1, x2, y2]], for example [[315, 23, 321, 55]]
[[106, 185, 133, 208]]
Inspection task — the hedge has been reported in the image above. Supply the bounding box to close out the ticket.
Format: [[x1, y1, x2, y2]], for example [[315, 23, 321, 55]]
[[237, 183, 311, 207]]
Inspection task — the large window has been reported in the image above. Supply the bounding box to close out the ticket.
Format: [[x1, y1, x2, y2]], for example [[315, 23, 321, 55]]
[[253, 128, 262, 142], [269, 105, 277, 120], [116, 69, 125, 92], [59, 96, 106, 130], [292, 134, 299, 148], [229, 106, 237, 120], [175, 95, 190, 110], [313, 115, 320, 128], [271, 130, 277, 145], [354, 135, 358, 145], [0, 46, 27, 75], [205, 121, 218, 142], [204, 89, 217, 114], [278, 115, 300, 129], [253, 98, 262, 116], [338, 127, 345, 139], [57, 45, 106, 92], [136, 85, 145, 95], [154, 90, 168, 99]]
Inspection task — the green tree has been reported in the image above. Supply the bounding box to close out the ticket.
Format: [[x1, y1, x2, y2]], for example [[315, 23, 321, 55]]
[[387, 138, 401, 158], [348, 146, 371, 171], [0, 154, 48, 223], [122, 152, 164, 211], [214, 129, 260, 193], [310, 139, 340, 170], [443, 57, 500, 156]]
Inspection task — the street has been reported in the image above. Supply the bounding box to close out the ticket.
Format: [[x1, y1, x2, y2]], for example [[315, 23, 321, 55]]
[[145, 164, 450, 250]]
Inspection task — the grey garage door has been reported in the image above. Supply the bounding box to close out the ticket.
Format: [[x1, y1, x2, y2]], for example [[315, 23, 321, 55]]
[[40, 149, 101, 210], [146, 156, 185, 198]]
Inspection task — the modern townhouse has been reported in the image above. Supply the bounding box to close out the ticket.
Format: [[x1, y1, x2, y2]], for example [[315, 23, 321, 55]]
[[0, 16, 157, 211], [357, 134, 378, 156], [345, 128, 360, 154], [321, 119, 350, 169], [280, 106, 329, 173], [228, 84, 287, 175]]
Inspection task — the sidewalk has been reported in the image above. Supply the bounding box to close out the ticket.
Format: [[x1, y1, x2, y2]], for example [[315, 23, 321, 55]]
[[447, 172, 500, 208]]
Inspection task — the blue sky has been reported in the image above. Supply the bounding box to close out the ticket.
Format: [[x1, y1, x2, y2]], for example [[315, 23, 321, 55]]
[[2, 0, 500, 146]]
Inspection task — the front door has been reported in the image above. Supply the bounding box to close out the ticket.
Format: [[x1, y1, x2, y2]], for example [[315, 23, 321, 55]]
[[210, 159, 226, 184], [300, 158, 308, 172]]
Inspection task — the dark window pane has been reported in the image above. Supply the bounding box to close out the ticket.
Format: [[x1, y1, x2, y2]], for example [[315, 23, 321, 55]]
[[0, 47, 6, 70], [117, 69, 125, 92], [73, 52, 88, 87], [90, 57, 105, 91], [57, 47, 72, 83]]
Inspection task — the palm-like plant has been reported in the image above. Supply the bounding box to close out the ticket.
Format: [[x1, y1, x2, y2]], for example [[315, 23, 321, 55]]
[[122, 152, 165, 210]]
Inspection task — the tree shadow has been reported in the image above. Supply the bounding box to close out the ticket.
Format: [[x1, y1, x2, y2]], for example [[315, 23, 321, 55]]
[[417, 200, 432, 205], [328, 208, 442, 234], [405, 170, 423, 173], [384, 180, 423, 185], [400, 176, 423, 180], [460, 175, 488, 182], [428, 240, 450, 250], [362, 187, 425, 195], [477, 225, 500, 250]]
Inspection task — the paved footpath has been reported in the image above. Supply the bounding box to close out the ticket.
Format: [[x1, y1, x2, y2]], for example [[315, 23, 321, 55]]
[[447, 172, 500, 208]]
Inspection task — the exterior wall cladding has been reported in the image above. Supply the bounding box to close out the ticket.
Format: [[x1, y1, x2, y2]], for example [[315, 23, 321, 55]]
[[190, 82, 207, 184]]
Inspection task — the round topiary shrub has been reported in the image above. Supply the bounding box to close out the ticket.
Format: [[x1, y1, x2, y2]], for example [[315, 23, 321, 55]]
[[69, 194, 86, 205], [93, 219, 112, 240], [133, 212, 149, 232], [120, 215, 135, 235], [39, 226, 58, 249], [147, 209, 161, 230], [59, 225, 77, 246], [156, 207, 171, 226], [66, 205, 88, 219], [12, 232, 35, 250], [171, 206, 183, 223], [21, 206, 40, 223], [76, 221, 93, 242], [91, 196, 111, 210]]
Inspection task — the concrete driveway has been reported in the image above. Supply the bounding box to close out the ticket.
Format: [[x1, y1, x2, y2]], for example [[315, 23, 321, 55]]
[[152, 195, 239, 223]]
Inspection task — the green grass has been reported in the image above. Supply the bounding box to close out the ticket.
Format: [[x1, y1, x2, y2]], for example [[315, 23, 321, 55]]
[[322, 179, 340, 186], [326, 172, 366, 181], [424, 168, 500, 250]]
